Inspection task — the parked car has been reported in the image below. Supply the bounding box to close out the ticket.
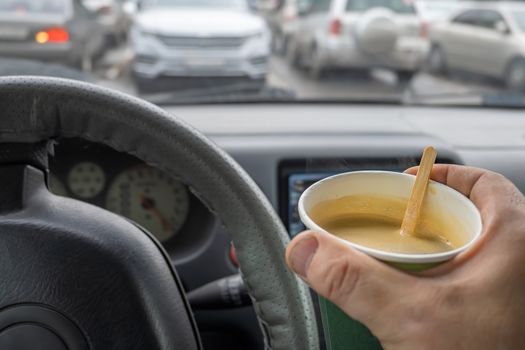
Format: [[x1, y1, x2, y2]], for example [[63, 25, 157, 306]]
[[0, 0, 107, 71], [428, 2, 525, 90], [286, 0, 429, 82], [131, 0, 271, 92], [82, 0, 132, 44]]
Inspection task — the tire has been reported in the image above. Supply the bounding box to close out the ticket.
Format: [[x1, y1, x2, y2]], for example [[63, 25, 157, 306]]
[[428, 45, 447, 75], [396, 71, 414, 85], [305, 44, 323, 80], [505, 58, 525, 91]]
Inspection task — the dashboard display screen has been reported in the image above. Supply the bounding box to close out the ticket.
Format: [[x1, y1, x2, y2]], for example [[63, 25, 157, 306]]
[[279, 158, 427, 238]]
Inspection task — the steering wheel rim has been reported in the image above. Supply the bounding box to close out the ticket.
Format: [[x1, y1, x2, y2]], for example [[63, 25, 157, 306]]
[[0, 76, 319, 350]]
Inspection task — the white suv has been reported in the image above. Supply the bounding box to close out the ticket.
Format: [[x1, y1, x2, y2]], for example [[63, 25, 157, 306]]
[[286, 0, 429, 82], [131, 0, 271, 92]]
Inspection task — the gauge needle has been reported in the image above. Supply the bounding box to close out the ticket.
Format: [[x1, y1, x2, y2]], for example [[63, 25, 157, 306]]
[[139, 194, 173, 233]]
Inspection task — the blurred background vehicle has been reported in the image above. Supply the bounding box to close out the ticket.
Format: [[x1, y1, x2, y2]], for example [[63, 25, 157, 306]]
[[1, 0, 523, 103], [130, 0, 271, 93], [284, 0, 429, 82], [0, 0, 107, 72], [82, 0, 133, 44], [428, 2, 525, 90]]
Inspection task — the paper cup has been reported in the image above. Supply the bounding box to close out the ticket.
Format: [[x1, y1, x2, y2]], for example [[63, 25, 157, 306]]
[[298, 171, 483, 350], [299, 170, 482, 270]]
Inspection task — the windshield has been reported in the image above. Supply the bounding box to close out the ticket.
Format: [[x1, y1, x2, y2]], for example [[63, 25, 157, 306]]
[[0, 0, 524, 107], [0, 0, 68, 14]]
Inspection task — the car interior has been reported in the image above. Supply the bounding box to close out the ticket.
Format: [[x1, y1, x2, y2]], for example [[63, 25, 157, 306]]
[[1, 0, 525, 349]]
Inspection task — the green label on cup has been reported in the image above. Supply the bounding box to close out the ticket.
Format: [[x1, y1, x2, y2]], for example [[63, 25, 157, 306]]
[[319, 296, 382, 350], [319, 261, 441, 350]]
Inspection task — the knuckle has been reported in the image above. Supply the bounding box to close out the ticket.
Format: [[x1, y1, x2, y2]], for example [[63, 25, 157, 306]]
[[317, 256, 360, 303]]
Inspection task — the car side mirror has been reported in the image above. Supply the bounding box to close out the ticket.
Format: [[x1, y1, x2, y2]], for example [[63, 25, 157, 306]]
[[495, 21, 510, 35]]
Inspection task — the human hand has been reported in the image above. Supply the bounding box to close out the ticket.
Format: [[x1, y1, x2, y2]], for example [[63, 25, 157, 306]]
[[286, 165, 525, 350]]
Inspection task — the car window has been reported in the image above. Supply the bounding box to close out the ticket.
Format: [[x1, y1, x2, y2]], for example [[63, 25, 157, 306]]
[[310, 0, 331, 13], [511, 10, 525, 31], [345, 0, 416, 14], [0, 0, 68, 14], [476, 10, 505, 30], [452, 9, 480, 25], [74, 0, 95, 18], [453, 9, 505, 30]]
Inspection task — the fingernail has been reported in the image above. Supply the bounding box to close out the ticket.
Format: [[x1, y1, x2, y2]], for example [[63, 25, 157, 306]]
[[288, 235, 319, 278]]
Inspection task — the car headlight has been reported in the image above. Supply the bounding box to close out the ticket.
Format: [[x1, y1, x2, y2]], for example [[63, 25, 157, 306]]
[[247, 29, 271, 45]]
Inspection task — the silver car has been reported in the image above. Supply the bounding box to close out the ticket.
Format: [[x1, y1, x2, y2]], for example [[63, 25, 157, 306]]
[[428, 2, 525, 90], [0, 0, 107, 71], [285, 0, 429, 82], [131, 0, 271, 92]]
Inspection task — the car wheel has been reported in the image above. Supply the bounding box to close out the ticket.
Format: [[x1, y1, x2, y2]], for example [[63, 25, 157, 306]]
[[428, 45, 447, 75], [505, 58, 525, 91], [396, 71, 414, 86], [306, 44, 323, 80]]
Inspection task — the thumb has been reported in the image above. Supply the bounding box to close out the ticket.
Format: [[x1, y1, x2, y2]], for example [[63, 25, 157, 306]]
[[285, 231, 432, 341]]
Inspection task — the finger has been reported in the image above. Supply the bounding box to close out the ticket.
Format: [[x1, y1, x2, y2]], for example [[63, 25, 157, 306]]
[[404, 164, 521, 214], [285, 231, 430, 336]]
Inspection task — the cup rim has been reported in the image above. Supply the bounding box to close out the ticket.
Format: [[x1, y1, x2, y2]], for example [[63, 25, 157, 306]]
[[298, 170, 483, 264]]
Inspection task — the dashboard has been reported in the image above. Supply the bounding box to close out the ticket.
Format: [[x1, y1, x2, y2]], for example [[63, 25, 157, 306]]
[[48, 103, 525, 350], [49, 139, 216, 264]]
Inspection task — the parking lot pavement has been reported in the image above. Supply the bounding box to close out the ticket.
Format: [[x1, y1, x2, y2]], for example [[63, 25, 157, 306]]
[[96, 46, 506, 103], [267, 56, 504, 102]]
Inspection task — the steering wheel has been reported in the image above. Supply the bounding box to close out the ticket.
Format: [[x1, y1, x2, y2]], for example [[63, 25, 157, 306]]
[[0, 77, 318, 350]]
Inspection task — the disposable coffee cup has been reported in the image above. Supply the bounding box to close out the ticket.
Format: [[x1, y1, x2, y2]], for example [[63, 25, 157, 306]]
[[298, 171, 482, 350]]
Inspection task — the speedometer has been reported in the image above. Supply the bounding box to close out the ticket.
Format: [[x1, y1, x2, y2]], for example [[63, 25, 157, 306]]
[[105, 165, 190, 242]]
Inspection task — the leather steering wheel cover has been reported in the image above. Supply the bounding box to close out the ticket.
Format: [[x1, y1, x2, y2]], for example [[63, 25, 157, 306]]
[[0, 76, 319, 350]]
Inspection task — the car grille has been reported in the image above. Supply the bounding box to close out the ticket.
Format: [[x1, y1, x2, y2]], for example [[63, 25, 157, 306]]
[[156, 35, 247, 49]]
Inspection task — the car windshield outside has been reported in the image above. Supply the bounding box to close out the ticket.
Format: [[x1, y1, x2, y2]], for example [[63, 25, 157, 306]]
[[1, 0, 525, 107]]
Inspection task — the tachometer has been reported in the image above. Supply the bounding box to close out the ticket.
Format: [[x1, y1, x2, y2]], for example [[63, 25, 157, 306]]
[[105, 165, 189, 242]]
